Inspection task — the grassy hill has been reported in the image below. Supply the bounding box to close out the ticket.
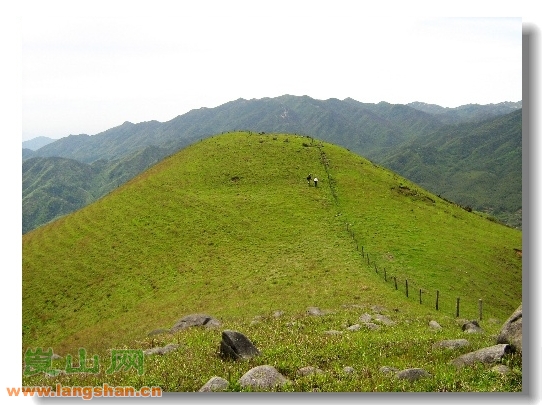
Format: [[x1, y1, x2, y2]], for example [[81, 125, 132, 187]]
[[22, 132, 522, 392], [22, 96, 522, 233], [23, 95, 521, 233], [22, 144, 188, 233]]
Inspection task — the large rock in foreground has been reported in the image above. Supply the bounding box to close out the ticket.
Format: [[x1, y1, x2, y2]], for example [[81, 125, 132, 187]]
[[198, 376, 229, 392], [450, 344, 512, 368], [219, 330, 260, 360], [496, 304, 522, 353], [238, 365, 290, 390]]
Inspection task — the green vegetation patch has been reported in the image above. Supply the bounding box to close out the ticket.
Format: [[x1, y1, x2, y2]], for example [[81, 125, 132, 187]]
[[22, 132, 521, 392]]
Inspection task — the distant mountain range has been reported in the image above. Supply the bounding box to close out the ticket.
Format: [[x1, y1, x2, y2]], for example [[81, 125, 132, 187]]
[[22, 95, 522, 233], [22, 136, 57, 151]]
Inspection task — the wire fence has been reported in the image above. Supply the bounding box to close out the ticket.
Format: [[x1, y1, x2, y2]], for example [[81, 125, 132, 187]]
[[314, 138, 484, 321]]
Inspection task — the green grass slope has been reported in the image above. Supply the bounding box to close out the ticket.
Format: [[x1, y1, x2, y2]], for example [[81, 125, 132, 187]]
[[22, 132, 522, 391]]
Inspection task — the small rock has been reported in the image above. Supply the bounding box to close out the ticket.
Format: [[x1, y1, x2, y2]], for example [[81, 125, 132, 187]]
[[428, 320, 442, 330], [395, 368, 431, 382], [238, 365, 290, 390], [373, 314, 396, 326], [462, 320, 483, 334], [273, 310, 285, 318], [144, 344, 179, 356], [297, 366, 324, 377], [432, 339, 469, 350], [347, 324, 361, 331], [307, 307, 326, 316], [171, 314, 220, 333], [343, 366, 356, 374], [379, 366, 399, 374], [363, 322, 381, 330], [199, 376, 229, 392], [359, 313, 372, 323]]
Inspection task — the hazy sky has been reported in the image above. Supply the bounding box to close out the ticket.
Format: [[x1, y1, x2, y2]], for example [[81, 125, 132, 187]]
[[21, 8, 523, 141]]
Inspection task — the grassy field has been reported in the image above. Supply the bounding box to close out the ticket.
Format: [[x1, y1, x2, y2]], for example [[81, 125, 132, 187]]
[[22, 132, 522, 392]]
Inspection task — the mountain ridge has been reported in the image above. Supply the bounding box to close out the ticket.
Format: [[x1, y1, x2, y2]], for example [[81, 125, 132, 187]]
[[22, 95, 522, 233]]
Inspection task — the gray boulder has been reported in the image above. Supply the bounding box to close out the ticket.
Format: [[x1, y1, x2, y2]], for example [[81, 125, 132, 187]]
[[373, 314, 396, 326], [199, 376, 229, 392], [462, 320, 483, 334], [379, 366, 399, 374], [296, 366, 324, 377], [450, 344, 512, 368], [238, 365, 289, 390], [432, 339, 469, 350], [363, 322, 381, 330], [395, 368, 431, 382], [429, 320, 442, 330], [171, 314, 220, 333], [219, 330, 260, 360], [307, 307, 326, 316], [359, 313, 372, 323], [496, 304, 522, 353]]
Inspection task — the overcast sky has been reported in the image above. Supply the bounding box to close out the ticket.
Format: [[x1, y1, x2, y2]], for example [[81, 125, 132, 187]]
[[21, 8, 523, 141]]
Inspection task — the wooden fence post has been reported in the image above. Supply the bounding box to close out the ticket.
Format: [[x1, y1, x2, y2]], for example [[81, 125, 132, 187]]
[[394, 276, 397, 290], [361, 246, 364, 258], [367, 254, 370, 266], [456, 297, 460, 318], [405, 279, 409, 297], [436, 290, 439, 311], [374, 263, 378, 274], [384, 268, 387, 282], [479, 299, 483, 321], [419, 289, 422, 304]]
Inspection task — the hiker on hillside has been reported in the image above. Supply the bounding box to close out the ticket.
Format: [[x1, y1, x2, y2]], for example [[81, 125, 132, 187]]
[[313, 177, 318, 187], [306, 173, 312, 186]]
